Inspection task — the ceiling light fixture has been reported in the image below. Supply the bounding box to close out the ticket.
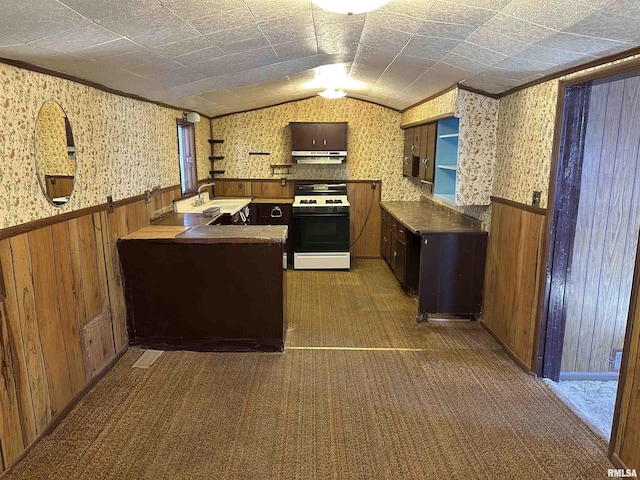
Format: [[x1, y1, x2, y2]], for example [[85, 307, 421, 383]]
[[310, 0, 392, 15], [318, 88, 347, 99]]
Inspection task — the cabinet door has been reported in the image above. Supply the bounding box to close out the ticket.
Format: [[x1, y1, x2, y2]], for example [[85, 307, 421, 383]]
[[394, 238, 406, 285], [380, 210, 388, 258], [419, 123, 436, 183], [291, 123, 318, 150], [319, 123, 347, 150], [403, 128, 415, 177], [418, 232, 487, 315]]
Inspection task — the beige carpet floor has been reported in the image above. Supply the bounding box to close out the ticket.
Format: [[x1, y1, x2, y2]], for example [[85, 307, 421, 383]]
[[6, 259, 612, 479]]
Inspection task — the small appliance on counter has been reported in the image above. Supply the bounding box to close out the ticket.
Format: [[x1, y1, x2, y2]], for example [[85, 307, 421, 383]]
[[292, 183, 350, 270]]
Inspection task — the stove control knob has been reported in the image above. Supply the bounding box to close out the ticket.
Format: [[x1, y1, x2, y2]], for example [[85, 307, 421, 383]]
[[328, 206, 334, 212]]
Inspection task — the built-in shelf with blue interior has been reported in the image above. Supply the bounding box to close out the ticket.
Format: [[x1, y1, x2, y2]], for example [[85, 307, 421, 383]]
[[433, 117, 460, 205]]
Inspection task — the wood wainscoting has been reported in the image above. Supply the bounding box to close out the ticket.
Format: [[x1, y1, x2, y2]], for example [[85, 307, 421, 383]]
[[481, 197, 547, 372], [214, 179, 382, 258], [0, 185, 182, 472]]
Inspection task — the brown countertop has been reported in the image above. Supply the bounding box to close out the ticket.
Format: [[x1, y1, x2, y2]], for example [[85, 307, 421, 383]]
[[151, 212, 222, 227], [121, 225, 288, 244], [251, 197, 294, 204], [175, 225, 288, 244], [381, 200, 484, 234]]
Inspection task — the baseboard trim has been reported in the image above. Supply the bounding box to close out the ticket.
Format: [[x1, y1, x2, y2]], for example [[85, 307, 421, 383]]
[[479, 319, 534, 374], [610, 453, 629, 470], [558, 371, 619, 381], [1, 345, 129, 477]]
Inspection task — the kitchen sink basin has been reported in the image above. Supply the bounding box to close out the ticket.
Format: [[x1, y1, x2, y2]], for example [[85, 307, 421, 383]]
[[174, 194, 251, 215]]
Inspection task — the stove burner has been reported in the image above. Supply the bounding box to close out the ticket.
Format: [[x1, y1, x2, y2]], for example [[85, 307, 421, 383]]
[[300, 199, 317, 204], [326, 199, 343, 204]]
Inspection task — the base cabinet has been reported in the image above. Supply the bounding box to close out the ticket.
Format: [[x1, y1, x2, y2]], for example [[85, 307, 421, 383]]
[[380, 209, 420, 291], [251, 202, 293, 261], [418, 232, 487, 317]]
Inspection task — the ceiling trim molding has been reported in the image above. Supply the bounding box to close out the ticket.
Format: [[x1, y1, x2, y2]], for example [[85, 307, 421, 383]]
[[211, 94, 400, 120], [498, 45, 640, 98], [0, 56, 212, 120], [457, 84, 500, 99], [399, 85, 457, 114]]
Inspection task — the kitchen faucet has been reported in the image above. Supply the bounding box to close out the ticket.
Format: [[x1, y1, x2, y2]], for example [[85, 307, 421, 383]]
[[194, 182, 215, 206]]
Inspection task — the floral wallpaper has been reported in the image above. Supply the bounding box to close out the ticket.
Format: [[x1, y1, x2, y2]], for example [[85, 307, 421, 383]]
[[211, 96, 422, 201], [493, 53, 640, 209], [34, 100, 75, 177], [0, 62, 211, 229], [400, 88, 457, 127]]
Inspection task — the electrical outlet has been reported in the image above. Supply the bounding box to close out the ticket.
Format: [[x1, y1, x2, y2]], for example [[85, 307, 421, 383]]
[[281, 178, 286, 187], [532, 191, 541, 208], [107, 195, 114, 213], [371, 181, 377, 190], [145, 189, 152, 204]]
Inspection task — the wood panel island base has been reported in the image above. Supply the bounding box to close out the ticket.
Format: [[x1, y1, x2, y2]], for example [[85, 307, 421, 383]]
[[117, 225, 287, 352]]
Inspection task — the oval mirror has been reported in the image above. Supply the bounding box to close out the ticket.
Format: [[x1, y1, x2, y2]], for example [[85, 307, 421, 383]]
[[35, 100, 76, 206]]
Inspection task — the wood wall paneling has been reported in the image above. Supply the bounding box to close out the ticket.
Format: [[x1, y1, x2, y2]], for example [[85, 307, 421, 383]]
[[561, 75, 640, 374], [251, 180, 294, 198], [347, 182, 381, 258], [482, 200, 546, 370]]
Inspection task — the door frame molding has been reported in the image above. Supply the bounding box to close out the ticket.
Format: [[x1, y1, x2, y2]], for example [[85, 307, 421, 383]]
[[534, 57, 640, 378]]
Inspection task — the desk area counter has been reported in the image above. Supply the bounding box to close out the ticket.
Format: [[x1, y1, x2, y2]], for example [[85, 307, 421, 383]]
[[117, 225, 287, 352], [379, 199, 487, 320]]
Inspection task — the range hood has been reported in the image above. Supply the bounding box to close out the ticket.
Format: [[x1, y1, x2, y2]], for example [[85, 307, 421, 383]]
[[292, 150, 347, 164]]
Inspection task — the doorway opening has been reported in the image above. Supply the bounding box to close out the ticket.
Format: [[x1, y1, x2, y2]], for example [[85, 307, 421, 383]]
[[177, 120, 197, 196], [540, 69, 640, 442]]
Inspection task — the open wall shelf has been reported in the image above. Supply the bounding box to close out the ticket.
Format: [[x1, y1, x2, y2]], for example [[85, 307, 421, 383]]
[[433, 117, 460, 205]]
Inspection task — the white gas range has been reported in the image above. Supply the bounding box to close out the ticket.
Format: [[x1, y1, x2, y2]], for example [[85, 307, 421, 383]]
[[292, 183, 351, 270]]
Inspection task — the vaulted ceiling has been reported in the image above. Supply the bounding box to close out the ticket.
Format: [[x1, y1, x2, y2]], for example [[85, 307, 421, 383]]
[[0, 0, 638, 116]]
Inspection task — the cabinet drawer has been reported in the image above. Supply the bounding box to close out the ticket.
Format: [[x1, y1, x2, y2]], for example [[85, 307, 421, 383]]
[[397, 223, 407, 242]]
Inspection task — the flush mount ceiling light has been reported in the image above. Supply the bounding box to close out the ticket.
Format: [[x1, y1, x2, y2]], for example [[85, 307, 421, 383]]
[[310, 0, 392, 15], [318, 88, 347, 99]]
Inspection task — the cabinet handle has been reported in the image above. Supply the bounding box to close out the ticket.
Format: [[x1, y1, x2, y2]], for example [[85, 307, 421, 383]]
[[312, 139, 315, 145], [393, 251, 397, 258], [383, 237, 387, 243], [270, 206, 283, 218], [425, 158, 429, 168], [404, 156, 409, 165], [411, 144, 415, 155], [323, 139, 326, 145]]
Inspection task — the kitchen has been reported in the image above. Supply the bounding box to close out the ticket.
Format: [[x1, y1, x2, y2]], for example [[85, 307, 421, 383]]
[[1, 0, 640, 478]]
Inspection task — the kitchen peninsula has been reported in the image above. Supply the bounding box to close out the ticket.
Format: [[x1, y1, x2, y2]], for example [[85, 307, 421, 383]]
[[117, 224, 288, 352]]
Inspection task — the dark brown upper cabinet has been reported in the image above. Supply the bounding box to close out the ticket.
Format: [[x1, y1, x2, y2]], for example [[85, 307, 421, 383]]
[[290, 122, 347, 151], [419, 123, 437, 184]]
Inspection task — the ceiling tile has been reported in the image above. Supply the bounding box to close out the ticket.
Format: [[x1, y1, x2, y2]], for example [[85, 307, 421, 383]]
[[425, 1, 499, 26], [515, 45, 594, 67], [0, 43, 85, 71], [563, 10, 640, 43], [159, 0, 247, 21], [492, 56, 556, 76], [0, 0, 91, 43], [481, 13, 555, 43], [501, 0, 597, 30], [95, 3, 185, 38], [464, 27, 530, 56], [130, 23, 199, 49], [206, 24, 265, 46], [199, 89, 244, 106], [364, 9, 424, 34], [273, 39, 318, 62], [415, 21, 478, 39], [379, 0, 437, 19], [360, 26, 412, 53], [260, 12, 316, 45], [442, 0, 512, 9], [153, 36, 214, 59], [59, 0, 144, 20], [451, 41, 508, 66], [604, 0, 640, 20], [402, 36, 463, 61], [0, 34, 22, 47], [440, 52, 487, 74], [143, 67, 206, 88], [535, 32, 630, 56], [28, 25, 121, 54], [217, 36, 272, 55], [189, 5, 256, 36], [427, 61, 474, 81], [172, 45, 226, 67], [246, 0, 312, 22], [75, 38, 145, 60]]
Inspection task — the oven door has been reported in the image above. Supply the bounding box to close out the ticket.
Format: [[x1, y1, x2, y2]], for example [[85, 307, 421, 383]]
[[294, 212, 350, 252]]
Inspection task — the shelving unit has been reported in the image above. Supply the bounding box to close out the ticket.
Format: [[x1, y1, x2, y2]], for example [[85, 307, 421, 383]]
[[209, 139, 225, 179], [270, 164, 293, 175], [433, 117, 460, 205]]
